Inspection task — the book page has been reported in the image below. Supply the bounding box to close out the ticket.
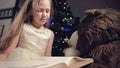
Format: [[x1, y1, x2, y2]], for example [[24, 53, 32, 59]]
[[67, 57, 93, 68], [0, 57, 93, 68], [47, 57, 93, 68], [0, 57, 70, 68]]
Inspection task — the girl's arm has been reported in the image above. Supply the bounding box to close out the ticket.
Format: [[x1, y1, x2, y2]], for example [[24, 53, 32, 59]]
[[0, 32, 20, 61], [45, 31, 54, 56]]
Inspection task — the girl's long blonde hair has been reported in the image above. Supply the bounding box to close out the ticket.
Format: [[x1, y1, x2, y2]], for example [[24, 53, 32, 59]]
[[0, 0, 53, 53]]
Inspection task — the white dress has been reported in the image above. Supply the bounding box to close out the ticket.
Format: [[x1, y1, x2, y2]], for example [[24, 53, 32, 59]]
[[6, 23, 52, 61]]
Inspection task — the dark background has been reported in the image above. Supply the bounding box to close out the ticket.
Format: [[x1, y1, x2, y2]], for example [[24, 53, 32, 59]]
[[68, 0, 120, 17], [18, 0, 120, 18]]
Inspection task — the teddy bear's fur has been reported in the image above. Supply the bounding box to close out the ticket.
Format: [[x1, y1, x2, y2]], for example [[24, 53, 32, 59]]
[[76, 8, 120, 68]]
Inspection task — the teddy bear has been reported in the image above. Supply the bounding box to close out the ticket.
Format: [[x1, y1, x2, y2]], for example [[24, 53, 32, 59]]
[[76, 8, 120, 68], [64, 8, 120, 68]]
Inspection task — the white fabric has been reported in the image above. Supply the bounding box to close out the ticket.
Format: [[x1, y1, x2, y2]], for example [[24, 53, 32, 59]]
[[6, 23, 52, 61], [64, 47, 80, 56], [68, 31, 78, 48], [64, 31, 79, 56]]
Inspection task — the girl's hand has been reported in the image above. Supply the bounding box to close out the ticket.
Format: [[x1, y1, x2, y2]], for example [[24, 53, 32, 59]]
[[0, 54, 7, 61]]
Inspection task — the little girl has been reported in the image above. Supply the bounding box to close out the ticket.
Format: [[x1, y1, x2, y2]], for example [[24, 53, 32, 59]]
[[0, 0, 54, 61]]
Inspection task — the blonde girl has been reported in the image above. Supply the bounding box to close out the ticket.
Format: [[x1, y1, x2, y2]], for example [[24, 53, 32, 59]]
[[0, 0, 54, 61]]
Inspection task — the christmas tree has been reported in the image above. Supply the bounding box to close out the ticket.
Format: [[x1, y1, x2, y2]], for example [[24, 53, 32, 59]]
[[50, 0, 78, 56]]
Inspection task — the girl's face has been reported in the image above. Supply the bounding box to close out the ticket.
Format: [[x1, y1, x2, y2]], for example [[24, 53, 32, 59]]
[[32, 0, 51, 28]]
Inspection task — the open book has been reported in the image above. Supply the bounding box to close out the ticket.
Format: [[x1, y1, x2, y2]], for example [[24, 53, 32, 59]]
[[48, 57, 93, 68], [0, 57, 93, 68]]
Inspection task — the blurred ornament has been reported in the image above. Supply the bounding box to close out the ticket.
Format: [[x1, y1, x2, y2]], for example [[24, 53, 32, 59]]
[[64, 28, 71, 32]]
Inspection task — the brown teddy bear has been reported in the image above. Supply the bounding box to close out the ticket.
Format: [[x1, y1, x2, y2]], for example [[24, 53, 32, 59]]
[[76, 8, 120, 68]]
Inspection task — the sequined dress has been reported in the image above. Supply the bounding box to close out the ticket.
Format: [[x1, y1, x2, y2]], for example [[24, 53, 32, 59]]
[[6, 23, 52, 61]]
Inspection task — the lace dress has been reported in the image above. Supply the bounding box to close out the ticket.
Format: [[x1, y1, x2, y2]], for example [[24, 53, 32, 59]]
[[6, 23, 52, 61]]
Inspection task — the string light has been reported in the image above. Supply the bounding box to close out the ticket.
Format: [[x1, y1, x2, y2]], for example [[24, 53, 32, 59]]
[[51, 22, 54, 25], [55, 32, 58, 34], [62, 41, 65, 43], [64, 7, 66, 9], [61, 27, 64, 30], [60, 49, 62, 51], [55, 46, 58, 48], [64, 2, 67, 5], [59, 2, 61, 5], [58, 41, 61, 43], [67, 13, 69, 15], [60, 38, 63, 40], [70, 17, 72, 19]]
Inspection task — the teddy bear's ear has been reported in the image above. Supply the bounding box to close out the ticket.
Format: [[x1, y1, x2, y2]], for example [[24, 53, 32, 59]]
[[85, 9, 101, 17]]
